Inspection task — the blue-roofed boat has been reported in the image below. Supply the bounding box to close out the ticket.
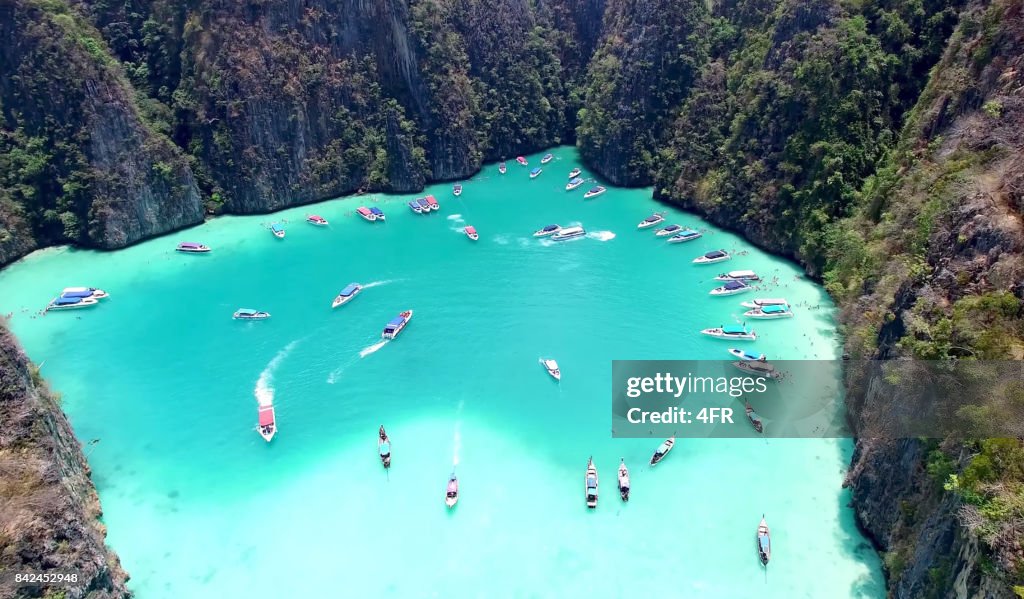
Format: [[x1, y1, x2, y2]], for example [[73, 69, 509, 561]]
[[541, 153, 554, 164], [583, 186, 606, 199], [714, 269, 760, 282], [650, 437, 675, 466], [655, 224, 683, 237], [729, 348, 765, 361], [453, 184, 462, 197], [565, 177, 584, 191], [530, 167, 542, 179], [270, 223, 285, 239], [332, 283, 363, 308], [568, 168, 581, 179], [701, 324, 756, 341], [534, 224, 561, 237], [408, 201, 423, 214], [369, 207, 386, 221], [234, 308, 270, 320], [176, 242, 210, 253], [693, 249, 731, 264], [757, 516, 771, 565], [746, 401, 763, 433], [61, 287, 108, 300], [551, 226, 586, 241], [585, 457, 598, 509], [637, 213, 665, 229], [382, 309, 413, 340], [416, 198, 431, 212], [710, 280, 752, 296], [46, 295, 99, 312], [667, 229, 702, 243], [744, 304, 794, 319]]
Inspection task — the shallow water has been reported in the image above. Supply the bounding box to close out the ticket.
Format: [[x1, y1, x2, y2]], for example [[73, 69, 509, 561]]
[[0, 147, 882, 598]]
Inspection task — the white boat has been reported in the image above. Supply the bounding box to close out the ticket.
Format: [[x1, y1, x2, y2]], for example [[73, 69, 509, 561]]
[[416, 198, 431, 213], [369, 207, 386, 221], [551, 226, 586, 241], [234, 308, 271, 320], [270, 223, 285, 239], [583, 186, 606, 199], [542, 359, 560, 381], [565, 177, 585, 191], [46, 296, 99, 311], [637, 213, 665, 229], [729, 348, 766, 361], [740, 298, 789, 309], [356, 206, 376, 222], [568, 168, 581, 179], [530, 167, 542, 179], [378, 425, 391, 468], [757, 516, 771, 565], [453, 184, 462, 197], [426, 195, 440, 211], [382, 310, 413, 340], [692, 250, 731, 264], [710, 281, 752, 296], [541, 153, 554, 164], [446, 472, 459, 508], [733, 360, 781, 380], [650, 437, 675, 466], [332, 283, 362, 308], [654, 224, 683, 237], [258, 404, 276, 442], [60, 287, 108, 300], [306, 215, 329, 226], [176, 242, 210, 253], [618, 459, 630, 502], [744, 304, 794, 319], [701, 325, 756, 341], [408, 201, 423, 214], [714, 270, 760, 282], [499, 162, 507, 174], [666, 229, 702, 243], [585, 457, 598, 509], [746, 401, 764, 433], [534, 224, 561, 237], [464, 225, 479, 241]]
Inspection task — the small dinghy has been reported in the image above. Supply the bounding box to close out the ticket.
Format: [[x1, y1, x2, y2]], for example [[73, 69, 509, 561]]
[[258, 404, 276, 442], [332, 283, 362, 308], [745, 401, 764, 433], [757, 516, 771, 565], [693, 250, 731, 264], [446, 472, 459, 508], [530, 167, 542, 179], [516, 156, 528, 166], [176, 242, 210, 253], [740, 298, 789, 309], [499, 162, 507, 174], [650, 437, 675, 466], [744, 304, 794, 319], [710, 280, 752, 296], [426, 195, 439, 211], [542, 358, 561, 381], [666, 229, 702, 243], [46, 295, 99, 312], [306, 215, 329, 226], [408, 201, 423, 214], [356, 206, 376, 222], [655, 224, 683, 237], [234, 308, 270, 320], [270, 223, 286, 239], [701, 324, 756, 341], [565, 177, 584, 191], [417, 197, 431, 212], [729, 348, 766, 361], [369, 207, 386, 221], [464, 225, 479, 241], [637, 213, 665, 229], [714, 269, 760, 282], [541, 153, 554, 164], [585, 457, 598, 509], [534, 224, 561, 237], [618, 459, 630, 502], [583, 186, 606, 199], [61, 287, 108, 300], [568, 168, 581, 179], [453, 184, 462, 197], [378, 425, 392, 468], [382, 310, 413, 340]]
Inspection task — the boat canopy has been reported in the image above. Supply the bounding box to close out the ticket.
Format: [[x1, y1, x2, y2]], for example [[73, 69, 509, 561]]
[[417, 198, 430, 206], [723, 325, 748, 334], [236, 309, 260, 316], [387, 316, 405, 327], [542, 225, 559, 232], [761, 304, 789, 314], [379, 442, 390, 455], [569, 177, 583, 184], [339, 284, 360, 296], [728, 270, 757, 278], [680, 230, 699, 236], [357, 207, 371, 214], [644, 215, 661, 222], [61, 289, 94, 298], [178, 242, 204, 248], [663, 224, 681, 231], [759, 535, 770, 552], [258, 407, 275, 426], [757, 298, 788, 305], [53, 296, 82, 305], [465, 226, 477, 234], [426, 195, 438, 204], [586, 475, 597, 488], [723, 281, 747, 290], [705, 250, 727, 258], [271, 223, 284, 232], [588, 187, 602, 193], [369, 207, 384, 215], [530, 167, 541, 175]]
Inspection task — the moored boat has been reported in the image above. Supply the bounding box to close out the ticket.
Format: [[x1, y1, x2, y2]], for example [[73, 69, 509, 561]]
[[692, 250, 731, 264], [357, 206, 376, 222], [258, 404, 276, 442], [464, 225, 479, 241], [637, 213, 666, 229], [417, 197, 431, 212], [270, 223, 286, 239], [332, 283, 362, 308], [516, 156, 528, 166], [408, 201, 423, 214], [650, 437, 675, 466], [551, 226, 586, 241], [565, 177, 584, 191], [453, 184, 462, 197], [710, 280, 752, 296], [667, 229, 702, 243], [176, 242, 210, 253], [533, 224, 561, 237], [714, 269, 760, 282], [740, 298, 789, 309], [306, 215, 329, 226], [425, 195, 439, 211], [530, 167, 542, 179], [729, 348, 766, 361], [583, 186, 606, 199], [379, 425, 391, 468], [701, 324, 756, 341], [61, 287, 108, 300], [655, 224, 683, 237], [542, 358, 560, 381], [499, 162, 507, 174], [568, 168, 581, 179], [757, 516, 771, 565], [382, 310, 413, 340], [733, 359, 781, 380], [541, 153, 554, 164], [446, 472, 459, 508], [744, 304, 794, 319], [746, 401, 764, 433], [233, 308, 271, 320], [618, 459, 630, 502], [46, 296, 99, 312], [585, 457, 598, 509], [369, 207, 386, 221]]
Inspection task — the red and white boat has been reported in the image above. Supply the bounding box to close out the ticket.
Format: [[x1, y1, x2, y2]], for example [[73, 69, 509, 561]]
[[425, 195, 439, 211], [258, 404, 276, 442], [465, 226, 479, 241], [356, 207, 376, 222], [306, 215, 329, 226], [516, 156, 528, 166], [446, 472, 459, 508]]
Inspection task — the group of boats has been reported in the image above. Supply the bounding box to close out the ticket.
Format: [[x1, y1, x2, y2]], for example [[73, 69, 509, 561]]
[[408, 195, 441, 214], [582, 436, 675, 509], [356, 206, 387, 222], [45, 287, 109, 311], [639, 214, 701, 243]]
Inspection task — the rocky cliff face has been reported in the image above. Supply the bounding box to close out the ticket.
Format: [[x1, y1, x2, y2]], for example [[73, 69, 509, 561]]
[[0, 326, 130, 599]]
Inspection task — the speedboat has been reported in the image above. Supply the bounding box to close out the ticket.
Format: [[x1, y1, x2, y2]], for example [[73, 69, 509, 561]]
[[701, 324, 756, 341], [637, 213, 665, 229], [382, 310, 413, 340], [583, 186, 606, 199], [176, 242, 210, 253], [618, 459, 630, 502], [379, 425, 391, 468], [714, 270, 760, 282], [729, 348, 766, 361], [453, 184, 462, 196], [655, 224, 683, 237], [233, 308, 271, 320], [61, 287, 108, 300], [568, 168, 581, 179], [757, 516, 771, 565], [744, 304, 794, 319], [446, 472, 459, 508], [530, 167, 542, 179], [270, 223, 285, 239], [565, 177, 584, 191], [499, 162, 507, 174], [533, 224, 561, 237], [585, 457, 598, 509], [551, 226, 585, 241], [710, 281, 752, 296], [46, 296, 99, 311], [464, 225, 479, 241], [356, 206, 376, 222], [332, 283, 362, 308], [746, 401, 764, 433], [650, 437, 675, 466], [541, 153, 553, 164], [542, 359, 560, 381], [666, 229, 702, 243], [516, 156, 528, 166], [257, 404, 276, 442], [417, 197, 431, 212], [733, 359, 782, 380], [307, 215, 329, 226], [426, 195, 439, 211], [693, 250, 731, 264], [369, 207, 386, 221], [408, 201, 423, 214], [740, 298, 789, 309]]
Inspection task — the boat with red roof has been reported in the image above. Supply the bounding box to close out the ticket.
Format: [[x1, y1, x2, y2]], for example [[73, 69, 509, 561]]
[[464, 226, 479, 241], [306, 215, 328, 226], [426, 195, 439, 211], [258, 403, 276, 442], [356, 207, 376, 222], [516, 156, 528, 166]]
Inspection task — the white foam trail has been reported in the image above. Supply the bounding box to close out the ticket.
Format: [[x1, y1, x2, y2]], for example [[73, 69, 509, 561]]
[[359, 339, 388, 358], [588, 230, 616, 242], [494, 234, 509, 245], [362, 280, 394, 289], [452, 399, 464, 467], [447, 214, 465, 223], [254, 339, 301, 406]]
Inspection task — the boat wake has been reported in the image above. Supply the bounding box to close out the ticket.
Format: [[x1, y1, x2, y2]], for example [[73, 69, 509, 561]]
[[362, 279, 395, 289], [452, 399, 464, 467], [359, 339, 388, 358], [254, 339, 301, 406], [587, 230, 616, 242], [493, 234, 510, 245], [447, 214, 465, 223]]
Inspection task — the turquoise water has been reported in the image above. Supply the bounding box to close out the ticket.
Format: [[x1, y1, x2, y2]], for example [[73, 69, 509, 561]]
[[0, 147, 883, 598]]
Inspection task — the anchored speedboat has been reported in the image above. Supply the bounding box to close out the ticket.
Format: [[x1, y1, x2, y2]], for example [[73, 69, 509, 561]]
[[176, 242, 210, 253], [541, 153, 554, 164], [464, 225, 479, 241], [655, 224, 683, 237], [409, 201, 423, 214], [356, 207, 376, 222], [566, 177, 584, 191], [585, 457, 598, 509], [378, 425, 391, 468], [270, 223, 286, 239], [306, 215, 329, 226], [530, 167, 542, 179], [233, 308, 271, 320], [583, 186, 606, 199], [701, 324, 756, 341], [499, 162, 507, 174], [637, 213, 665, 229], [650, 437, 675, 466], [417, 197, 431, 212], [369, 207, 386, 221], [46, 295, 99, 312], [516, 156, 528, 166], [453, 184, 462, 196], [692, 250, 731, 264], [666, 229, 702, 243], [618, 459, 630, 502], [61, 287, 108, 300], [568, 168, 581, 179], [710, 280, 752, 296], [542, 358, 561, 381], [740, 298, 789, 309], [744, 304, 794, 319], [714, 270, 760, 282], [426, 195, 439, 211]]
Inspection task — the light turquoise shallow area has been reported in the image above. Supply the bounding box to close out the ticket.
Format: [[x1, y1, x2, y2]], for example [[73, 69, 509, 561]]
[[0, 147, 882, 598]]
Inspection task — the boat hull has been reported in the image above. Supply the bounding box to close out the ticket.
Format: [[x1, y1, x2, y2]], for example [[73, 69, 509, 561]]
[[637, 220, 664, 229], [533, 227, 560, 237], [332, 292, 360, 308], [176, 247, 210, 253], [709, 287, 751, 296], [565, 181, 583, 191], [701, 329, 757, 341], [655, 228, 682, 237], [740, 299, 789, 309], [692, 254, 730, 264], [583, 189, 606, 199], [743, 310, 793, 319], [234, 312, 271, 320], [358, 212, 377, 222], [46, 299, 99, 311], [667, 234, 702, 243]]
